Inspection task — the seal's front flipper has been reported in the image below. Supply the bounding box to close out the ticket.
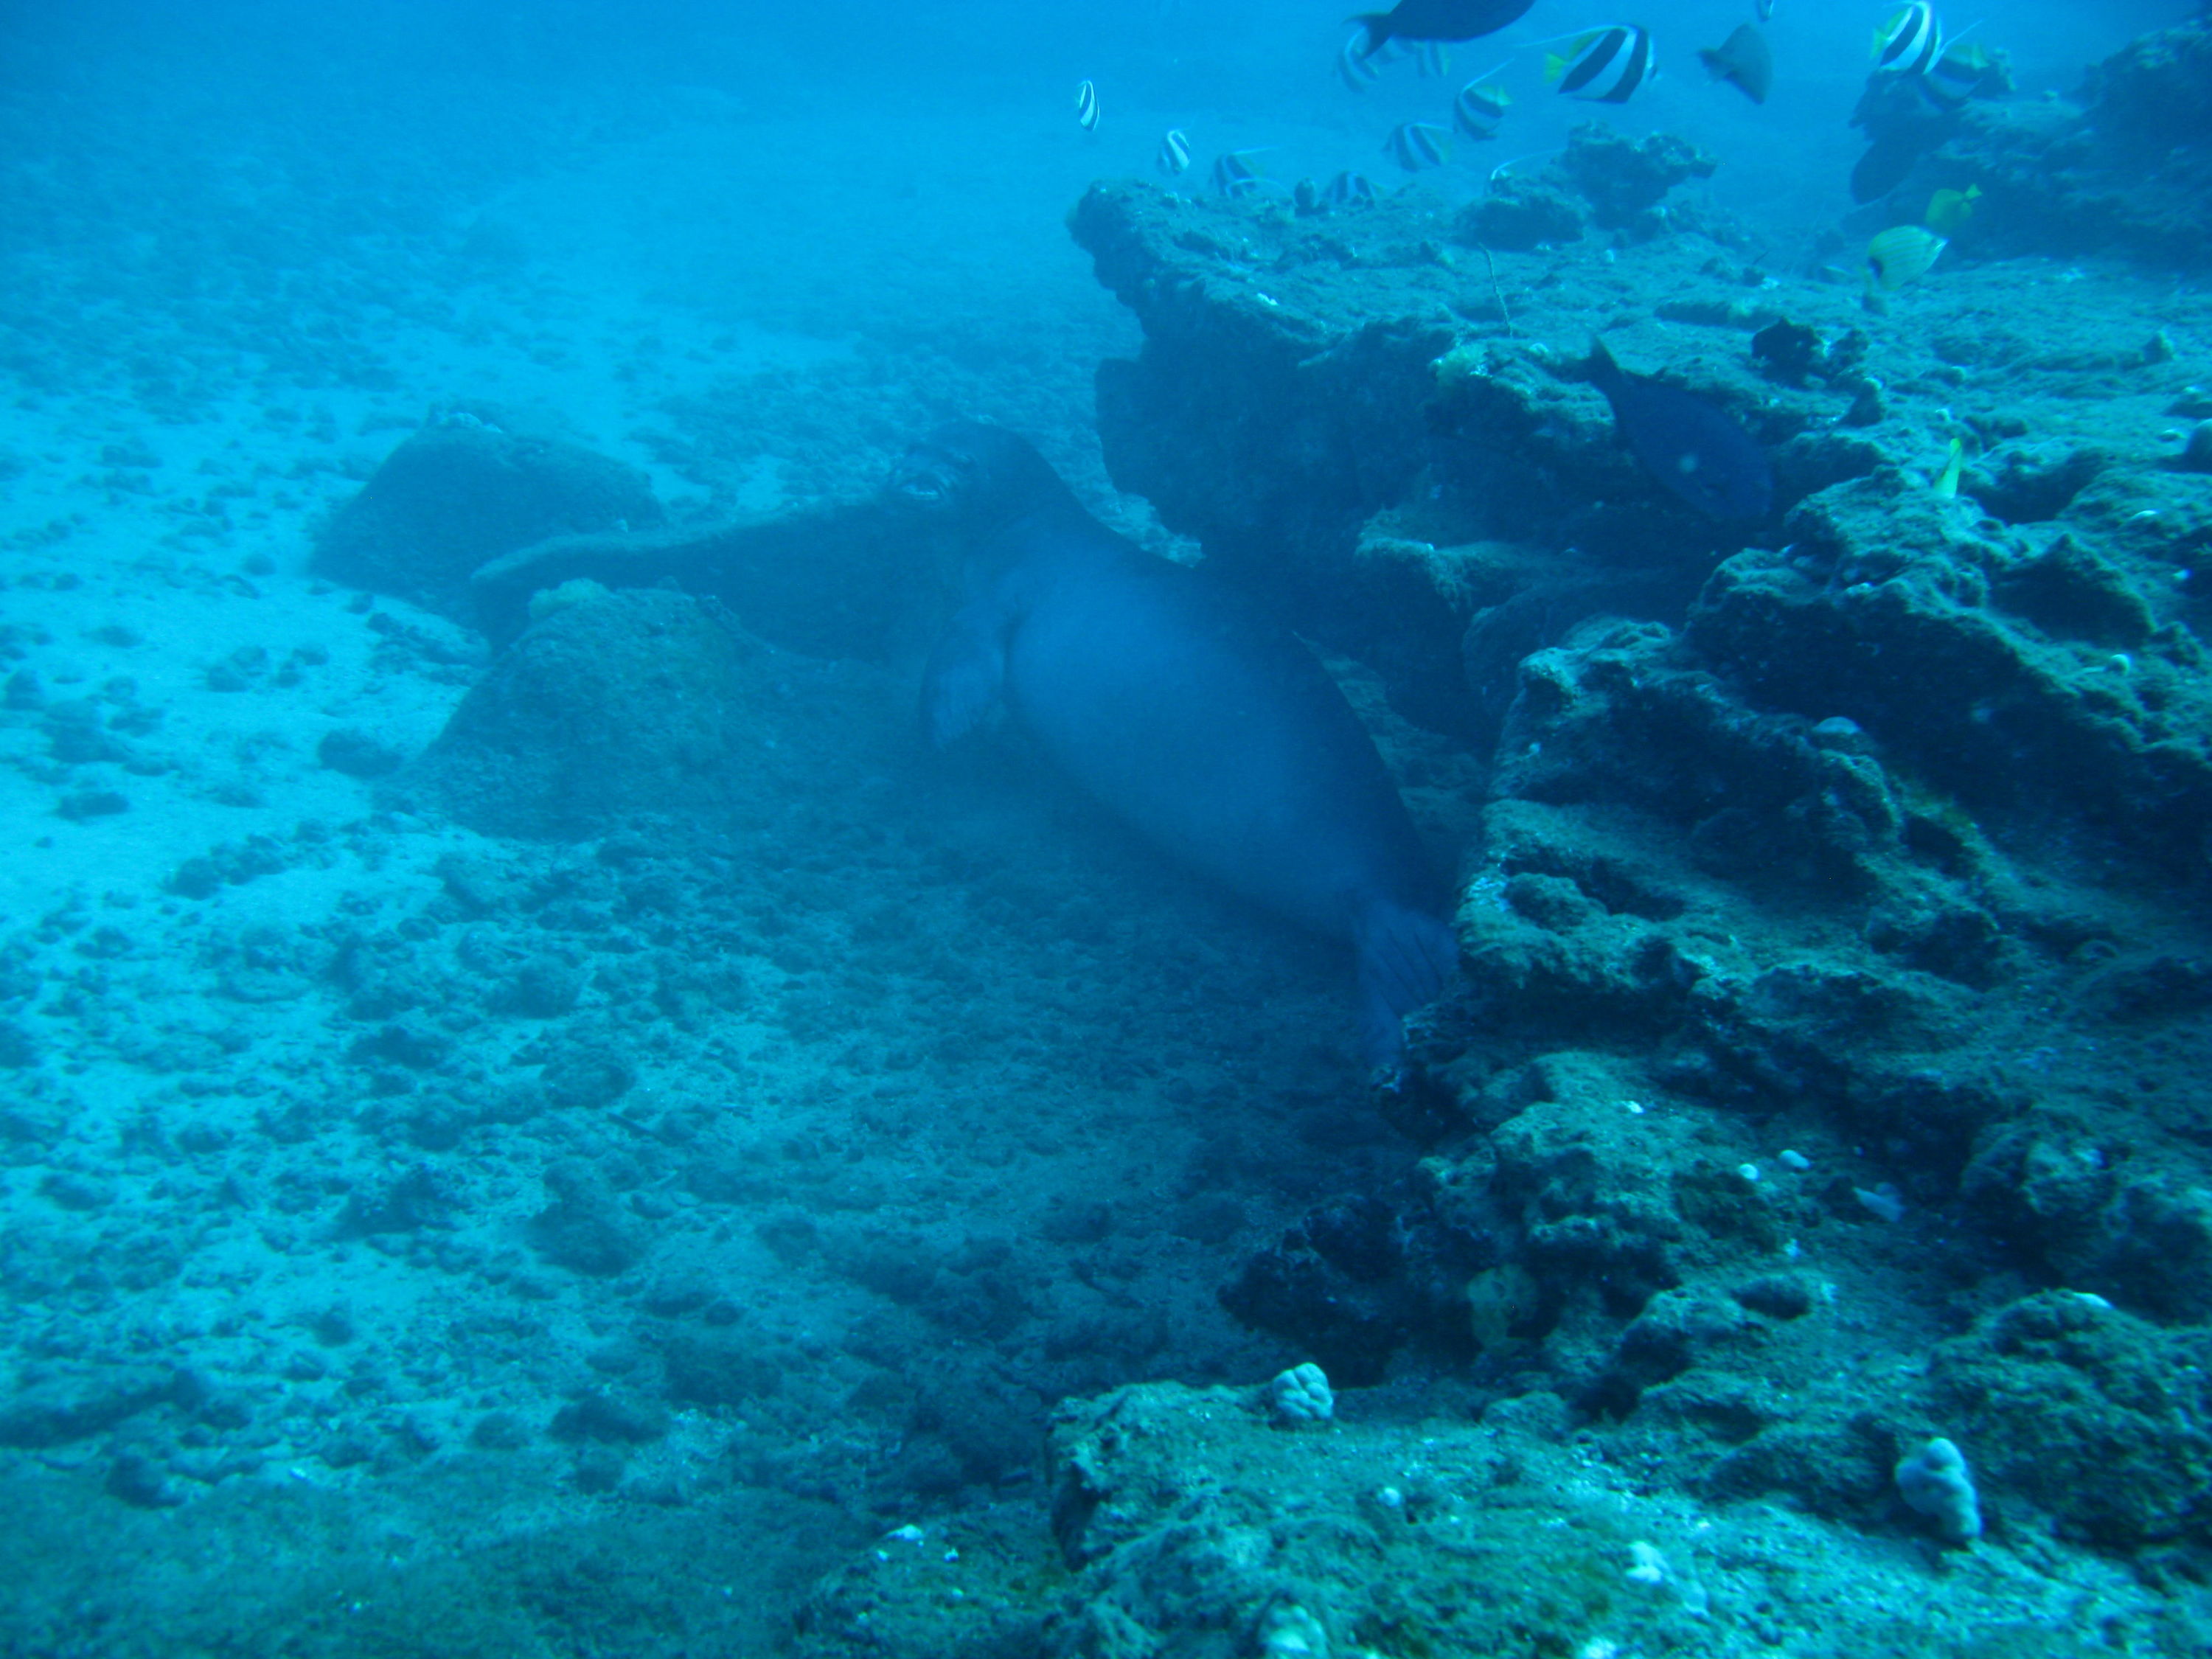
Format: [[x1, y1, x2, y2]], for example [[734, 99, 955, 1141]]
[[922, 612, 1008, 747]]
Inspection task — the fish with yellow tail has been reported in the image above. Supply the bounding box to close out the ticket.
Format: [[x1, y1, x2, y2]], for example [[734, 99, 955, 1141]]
[[1211, 149, 1275, 198], [1338, 31, 1385, 90], [1874, 3, 1942, 75], [1453, 80, 1512, 138], [1934, 437, 1965, 497], [1548, 24, 1658, 103], [1921, 38, 1995, 106], [1385, 120, 1453, 171]]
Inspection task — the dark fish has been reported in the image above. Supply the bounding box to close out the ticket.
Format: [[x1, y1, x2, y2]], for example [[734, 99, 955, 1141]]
[[1586, 337, 1773, 521], [1849, 128, 1927, 203], [1698, 23, 1771, 103], [1349, 0, 1536, 55]]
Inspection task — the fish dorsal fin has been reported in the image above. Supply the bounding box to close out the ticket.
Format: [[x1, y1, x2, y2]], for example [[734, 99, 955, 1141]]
[[1545, 35, 1598, 81], [1586, 334, 1626, 390]]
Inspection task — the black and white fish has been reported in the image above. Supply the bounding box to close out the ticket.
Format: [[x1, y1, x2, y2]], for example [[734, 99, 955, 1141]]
[[1156, 128, 1192, 176], [1416, 40, 1451, 76], [1385, 120, 1452, 172], [1453, 80, 1512, 137], [1548, 24, 1658, 103], [1338, 31, 1384, 90], [1755, 0, 1775, 18], [1326, 169, 1379, 207], [1211, 149, 1271, 197], [1075, 79, 1101, 132], [1918, 38, 1990, 106], [1874, 4, 1941, 75]]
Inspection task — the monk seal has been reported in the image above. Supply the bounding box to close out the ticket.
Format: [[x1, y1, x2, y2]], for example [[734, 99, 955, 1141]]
[[892, 420, 1456, 1068]]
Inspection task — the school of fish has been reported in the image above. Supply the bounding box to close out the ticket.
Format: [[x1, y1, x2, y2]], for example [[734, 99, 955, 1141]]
[[1057, 0, 2011, 522]]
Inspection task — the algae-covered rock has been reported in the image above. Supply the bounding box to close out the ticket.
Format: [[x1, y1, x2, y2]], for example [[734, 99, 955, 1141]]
[[1687, 476, 2212, 874], [396, 584, 898, 845], [1066, 71, 2212, 1621], [1557, 123, 1717, 234], [1868, 17, 2212, 265], [398, 588, 762, 838], [1217, 1192, 1486, 1385], [793, 1371, 2197, 1657], [1922, 1291, 2212, 1546], [2081, 15, 2212, 148], [1040, 1379, 1693, 1656], [1455, 180, 1585, 252], [316, 408, 664, 623]]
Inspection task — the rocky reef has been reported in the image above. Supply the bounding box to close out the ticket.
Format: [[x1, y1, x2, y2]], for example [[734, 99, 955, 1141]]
[[792, 1371, 2194, 1656], [1847, 13, 2212, 266], [1071, 145, 2212, 1500], [36, 26, 2204, 1646], [336, 119, 2212, 1649], [773, 102, 2212, 1652]]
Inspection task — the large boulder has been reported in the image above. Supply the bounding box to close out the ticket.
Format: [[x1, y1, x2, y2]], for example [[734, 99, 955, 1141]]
[[396, 580, 908, 841], [315, 408, 664, 624]]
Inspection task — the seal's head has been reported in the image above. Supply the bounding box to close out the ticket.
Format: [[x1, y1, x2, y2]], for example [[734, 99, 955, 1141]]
[[888, 421, 1077, 532]]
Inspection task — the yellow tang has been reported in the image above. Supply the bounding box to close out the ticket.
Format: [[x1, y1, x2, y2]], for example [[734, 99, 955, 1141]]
[[1924, 184, 1981, 237], [1868, 223, 1947, 289]]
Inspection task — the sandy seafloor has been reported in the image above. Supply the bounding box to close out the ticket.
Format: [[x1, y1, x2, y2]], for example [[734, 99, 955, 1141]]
[[0, 21, 1447, 1651], [3, 3, 2211, 1655]]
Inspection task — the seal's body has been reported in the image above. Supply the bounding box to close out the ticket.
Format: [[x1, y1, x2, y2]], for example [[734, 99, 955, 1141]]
[[896, 422, 1455, 1065]]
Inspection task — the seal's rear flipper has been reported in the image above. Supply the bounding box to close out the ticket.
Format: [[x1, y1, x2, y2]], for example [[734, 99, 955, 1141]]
[[1354, 900, 1460, 1065]]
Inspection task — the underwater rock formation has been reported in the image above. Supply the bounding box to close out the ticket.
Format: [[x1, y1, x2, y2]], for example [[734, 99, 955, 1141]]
[[315, 408, 665, 623], [397, 586, 759, 838], [1858, 15, 2212, 266], [790, 1371, 2194, 1654], [1064, 131, 2212, 1582], [1458, 123, 1717, 251], [394, 585, 902, 840], [1558, 124, 1719, 236]]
